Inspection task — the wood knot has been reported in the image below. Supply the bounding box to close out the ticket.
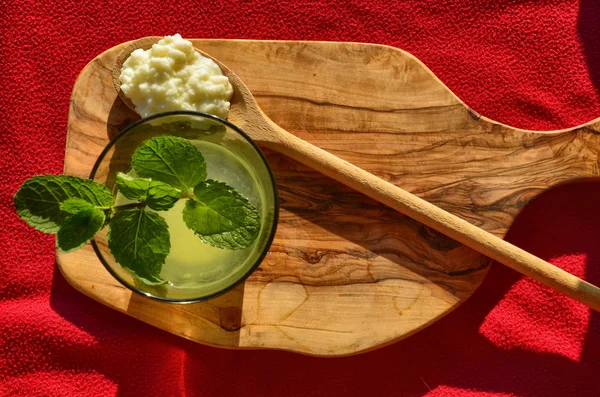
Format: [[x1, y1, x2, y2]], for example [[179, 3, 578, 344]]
[[303, 250, 329, 264]]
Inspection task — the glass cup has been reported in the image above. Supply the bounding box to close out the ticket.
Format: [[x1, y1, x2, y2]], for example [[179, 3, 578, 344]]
[[90, 111, 278, 302]]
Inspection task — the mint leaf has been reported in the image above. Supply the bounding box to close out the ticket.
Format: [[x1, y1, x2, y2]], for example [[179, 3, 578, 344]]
[[60, 198, 97, 214], [116, 172, 181, 211], [57, 207, 106, 253], [131, 136, 206, 191], [108, 208, 170, 285], [182, 180, 260, 250], [14, 175, 114, 233], [116, 172, 149, 200], [146, 181, 181, 211]]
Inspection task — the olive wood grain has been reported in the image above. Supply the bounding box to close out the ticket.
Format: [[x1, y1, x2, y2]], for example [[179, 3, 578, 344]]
[[57, 38, 600, 356]]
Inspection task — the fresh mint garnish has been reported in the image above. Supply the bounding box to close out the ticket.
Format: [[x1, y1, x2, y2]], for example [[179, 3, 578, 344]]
[[13, 135, 263, 289], [116, 172, 181, 211], [14, 175, 113, 233], [108, 208, 170, 285], [57, 207, 106, 253], [182, 180, 260, 249], [131, 136, 207, 191]]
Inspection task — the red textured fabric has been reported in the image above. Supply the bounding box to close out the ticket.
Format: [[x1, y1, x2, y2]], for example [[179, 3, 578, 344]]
[[1, 1, 599, 396]]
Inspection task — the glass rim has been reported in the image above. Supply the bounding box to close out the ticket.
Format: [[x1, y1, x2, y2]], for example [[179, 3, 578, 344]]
[[89, 110, 280, 304]]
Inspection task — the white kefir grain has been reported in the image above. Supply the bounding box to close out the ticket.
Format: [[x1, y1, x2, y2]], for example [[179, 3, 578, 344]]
[[120, 34, 233, 118]]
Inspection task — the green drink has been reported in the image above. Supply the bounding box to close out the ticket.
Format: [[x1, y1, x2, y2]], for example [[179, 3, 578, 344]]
[[113, 140, 268, 291], [91, 112, 278, 302]]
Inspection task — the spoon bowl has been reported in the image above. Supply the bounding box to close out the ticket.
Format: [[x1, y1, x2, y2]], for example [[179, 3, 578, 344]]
[[113, 36, 281, 145]]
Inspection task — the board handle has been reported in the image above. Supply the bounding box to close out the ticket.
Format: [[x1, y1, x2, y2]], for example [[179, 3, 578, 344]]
[[262, 125, 600, 313]]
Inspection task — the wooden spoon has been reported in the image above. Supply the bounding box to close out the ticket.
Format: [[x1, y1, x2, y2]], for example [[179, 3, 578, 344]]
[[113, 37, 600, 312]]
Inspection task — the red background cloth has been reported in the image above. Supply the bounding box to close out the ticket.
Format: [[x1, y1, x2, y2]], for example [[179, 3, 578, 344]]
[[1, 1, 600, 396]]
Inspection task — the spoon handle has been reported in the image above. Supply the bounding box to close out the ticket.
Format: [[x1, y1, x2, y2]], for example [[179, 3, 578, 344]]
[[263, 126, 600, 312]]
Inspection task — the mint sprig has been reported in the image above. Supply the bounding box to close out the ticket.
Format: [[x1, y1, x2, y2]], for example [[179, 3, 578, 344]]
[[13, 135, 262, 288]]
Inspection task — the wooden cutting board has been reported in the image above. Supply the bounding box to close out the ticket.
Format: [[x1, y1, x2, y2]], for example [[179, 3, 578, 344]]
[[56, 39, 600, 356]]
